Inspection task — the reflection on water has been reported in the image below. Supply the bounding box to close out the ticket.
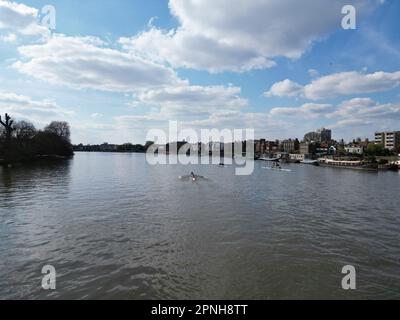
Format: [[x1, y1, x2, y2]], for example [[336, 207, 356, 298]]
[[0, 152, 400, 299]]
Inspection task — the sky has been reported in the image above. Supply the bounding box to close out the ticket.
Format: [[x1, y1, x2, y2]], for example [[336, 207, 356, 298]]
[[0, 0, 399, 144]]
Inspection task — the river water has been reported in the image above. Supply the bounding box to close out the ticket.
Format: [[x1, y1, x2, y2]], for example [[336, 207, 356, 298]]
[[0, 152, 399, 299]]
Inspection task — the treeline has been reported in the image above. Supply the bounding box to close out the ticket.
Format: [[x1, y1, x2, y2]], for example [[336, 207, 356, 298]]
[[0, 113, 73, 165], [364, 143, 394, 157], [73, 141, 154, 153]]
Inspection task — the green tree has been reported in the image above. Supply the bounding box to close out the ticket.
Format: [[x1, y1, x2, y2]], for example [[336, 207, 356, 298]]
[[365, 143, 386, 156], [365, 143, 384, 156]]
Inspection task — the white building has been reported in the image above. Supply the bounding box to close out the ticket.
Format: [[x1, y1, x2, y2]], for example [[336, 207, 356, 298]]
[[290, 154, 305, 161], [375, 131, 400, 151], [345, 146, 364, 155]]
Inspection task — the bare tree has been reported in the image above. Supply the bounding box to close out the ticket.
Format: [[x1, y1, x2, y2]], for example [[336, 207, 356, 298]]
[[45, 121, 71, 142], [14, 121, 37, 140], [0, 113, 15, 141]]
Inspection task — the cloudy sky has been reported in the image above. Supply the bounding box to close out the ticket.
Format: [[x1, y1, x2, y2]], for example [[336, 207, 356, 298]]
[[0, 0, 399, 144]]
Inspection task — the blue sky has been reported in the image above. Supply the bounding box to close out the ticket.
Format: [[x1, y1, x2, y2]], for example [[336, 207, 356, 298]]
[[1, 0, 400, 144]]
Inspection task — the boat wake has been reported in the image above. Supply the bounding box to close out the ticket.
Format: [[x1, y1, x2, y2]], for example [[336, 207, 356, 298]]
[[262, 167, 292, 172], [178, 175, 208, 181]]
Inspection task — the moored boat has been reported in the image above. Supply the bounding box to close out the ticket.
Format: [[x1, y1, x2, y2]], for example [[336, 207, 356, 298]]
[[300, 159, 319, 166], [318, 158, 378, 171], [258, 157, 280, 162]]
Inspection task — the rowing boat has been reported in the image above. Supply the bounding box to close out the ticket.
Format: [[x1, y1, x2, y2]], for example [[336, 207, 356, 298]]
[[262, 167, 292, 172]]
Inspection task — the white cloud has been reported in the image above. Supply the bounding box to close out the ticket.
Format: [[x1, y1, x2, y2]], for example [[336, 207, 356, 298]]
[[0, 91, 73, 125], [270, 103, 334, 119], [186, 110, 280, 129], [330, 118, 371, 129], [119, 27, 276, 73], [75, 95, 400, 144], [266, 70, 400, 100], [304, 71, 400, 100], [90, 113, 103, 118], [269, 96, 400, 139], [2, 0, 391, 143], [179, 96, 400, 141], [265, 79, 303, 98], [133, 85, 248, 119], [110, 84, 250, 142], [0, 32, 16, 42], [308, 69, 319, 78], [114, 110, 291, 143], [11, 33, 251, 134], [270, 97, 400, 121], [120, 0, 379, 73], [0, 0, 48, 38], [331, 97, 400, 120], [13, 34, 185, 93]]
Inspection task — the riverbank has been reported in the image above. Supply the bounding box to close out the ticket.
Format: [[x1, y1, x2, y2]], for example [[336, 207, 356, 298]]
[[0, 154, 73, 167], [256, 155, 399, 172]]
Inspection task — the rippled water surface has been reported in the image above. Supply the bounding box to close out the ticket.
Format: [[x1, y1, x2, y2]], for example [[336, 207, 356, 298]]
[[1, 152, 400, 299]]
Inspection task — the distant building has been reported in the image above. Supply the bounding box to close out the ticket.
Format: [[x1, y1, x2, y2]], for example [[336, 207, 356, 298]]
[[281, 139, 300, 153], [345, 146, 364, 155], [375, 131, 400, 151], [255, 140, 279, 154], [290, 154, 305, 162], [255, 139, 266, 154], [328, 146, 337, 155], [265, 140, 279, 153], [318, 128, 332, 142], [304, 131, 320, 143], [300, 142, 318, 155], [304, 128, 332, 143]]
